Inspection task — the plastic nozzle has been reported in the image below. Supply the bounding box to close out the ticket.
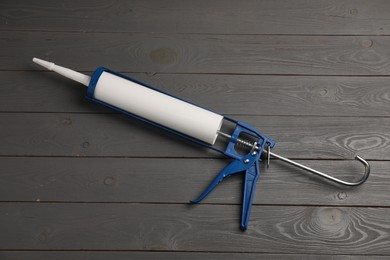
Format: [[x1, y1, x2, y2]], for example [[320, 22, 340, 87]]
[[32, 57, 91, 87]]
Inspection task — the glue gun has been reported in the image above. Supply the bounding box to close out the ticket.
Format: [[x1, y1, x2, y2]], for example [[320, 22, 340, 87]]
[[32, 58, 370, 231]]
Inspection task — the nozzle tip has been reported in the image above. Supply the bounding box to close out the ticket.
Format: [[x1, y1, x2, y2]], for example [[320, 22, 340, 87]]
[[32, 57, 55, 71]]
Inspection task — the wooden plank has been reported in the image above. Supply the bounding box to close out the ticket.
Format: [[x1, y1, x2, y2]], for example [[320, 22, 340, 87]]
[[2, 0, 389, 258], [0, 113, 388, 159], [2, 71, 390, 117], [0, 157, 387, 206], [1, 251, 387, 260], [3, 32, 390, 75], [1, 0, 389, 35], [0, 203, 389, 254]]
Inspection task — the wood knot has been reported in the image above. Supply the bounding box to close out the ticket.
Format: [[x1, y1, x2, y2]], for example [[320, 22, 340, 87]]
[[345, 134, 387, 151], [82, 141, 90, 148], [62, 118, 72, 126], [349, 9, 358, 15], [37, 229, 50, 242], [316, 208, 344, 226], [337, 192, 348, 201], [104, 176, 116, 186], [150, 48, 177, 65], [361, 39, 373, 48]]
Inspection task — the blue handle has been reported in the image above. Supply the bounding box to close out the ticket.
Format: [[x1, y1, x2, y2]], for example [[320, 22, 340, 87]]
[[191, 151, 260, 204], [192, 121, 275, 230], [191, 145, 262, 230]]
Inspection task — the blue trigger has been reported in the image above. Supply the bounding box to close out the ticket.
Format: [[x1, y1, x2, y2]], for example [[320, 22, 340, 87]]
[[191, 121, 275, 230], [190, 153, 259, 204]]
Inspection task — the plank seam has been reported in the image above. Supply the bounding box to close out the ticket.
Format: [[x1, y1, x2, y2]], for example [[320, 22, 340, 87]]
[[0, 201, 389, 208], [0, 28, 389, 37], [0, 249, 389, 256], [5, 69, 390, 77]]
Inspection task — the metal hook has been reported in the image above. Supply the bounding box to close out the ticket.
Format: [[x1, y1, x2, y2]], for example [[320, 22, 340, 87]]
[[266, 151, 370, 186], [217, 130, 370, 186]]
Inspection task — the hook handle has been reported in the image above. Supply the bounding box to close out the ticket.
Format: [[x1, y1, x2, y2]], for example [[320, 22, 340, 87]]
[[267, 151, 370, 186]]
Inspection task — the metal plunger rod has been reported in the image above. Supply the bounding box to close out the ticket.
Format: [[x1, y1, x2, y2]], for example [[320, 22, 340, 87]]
[[217, 131, 259, 149], [217, 130, 370, 186]]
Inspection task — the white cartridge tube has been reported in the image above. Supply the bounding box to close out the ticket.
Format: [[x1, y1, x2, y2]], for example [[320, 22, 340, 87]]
[[93, 72, 223, 145]]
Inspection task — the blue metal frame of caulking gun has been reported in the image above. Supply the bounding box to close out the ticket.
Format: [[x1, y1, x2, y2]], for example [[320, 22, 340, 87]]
[[88, 67, 275, 231], [32, 58, 371, 231]]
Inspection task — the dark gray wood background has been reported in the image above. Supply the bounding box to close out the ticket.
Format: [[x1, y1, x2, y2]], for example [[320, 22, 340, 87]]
[[1, 0, 390, 259]]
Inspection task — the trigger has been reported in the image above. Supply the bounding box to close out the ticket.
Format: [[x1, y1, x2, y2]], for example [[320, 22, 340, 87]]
[[190, 159, 247, 204]]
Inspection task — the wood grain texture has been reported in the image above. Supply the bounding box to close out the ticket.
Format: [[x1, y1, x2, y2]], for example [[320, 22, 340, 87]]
[[1, 71, 390, 117], [1, 203, 390, 255], [0, 157, 388, 206], [1, 0, 388, 257], [0, 113, 388, 159], [1, 251, 388, 260], [3, 32, 390, 75], [1, 0, 390, 35]]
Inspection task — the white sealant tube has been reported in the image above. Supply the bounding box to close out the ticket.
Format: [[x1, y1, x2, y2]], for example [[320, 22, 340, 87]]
[[32, 58, 223, 145], [93, 72, 223, 144]]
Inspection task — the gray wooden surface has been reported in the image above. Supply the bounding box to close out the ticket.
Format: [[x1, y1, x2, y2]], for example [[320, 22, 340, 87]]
[[1, 1, 389, 259]]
